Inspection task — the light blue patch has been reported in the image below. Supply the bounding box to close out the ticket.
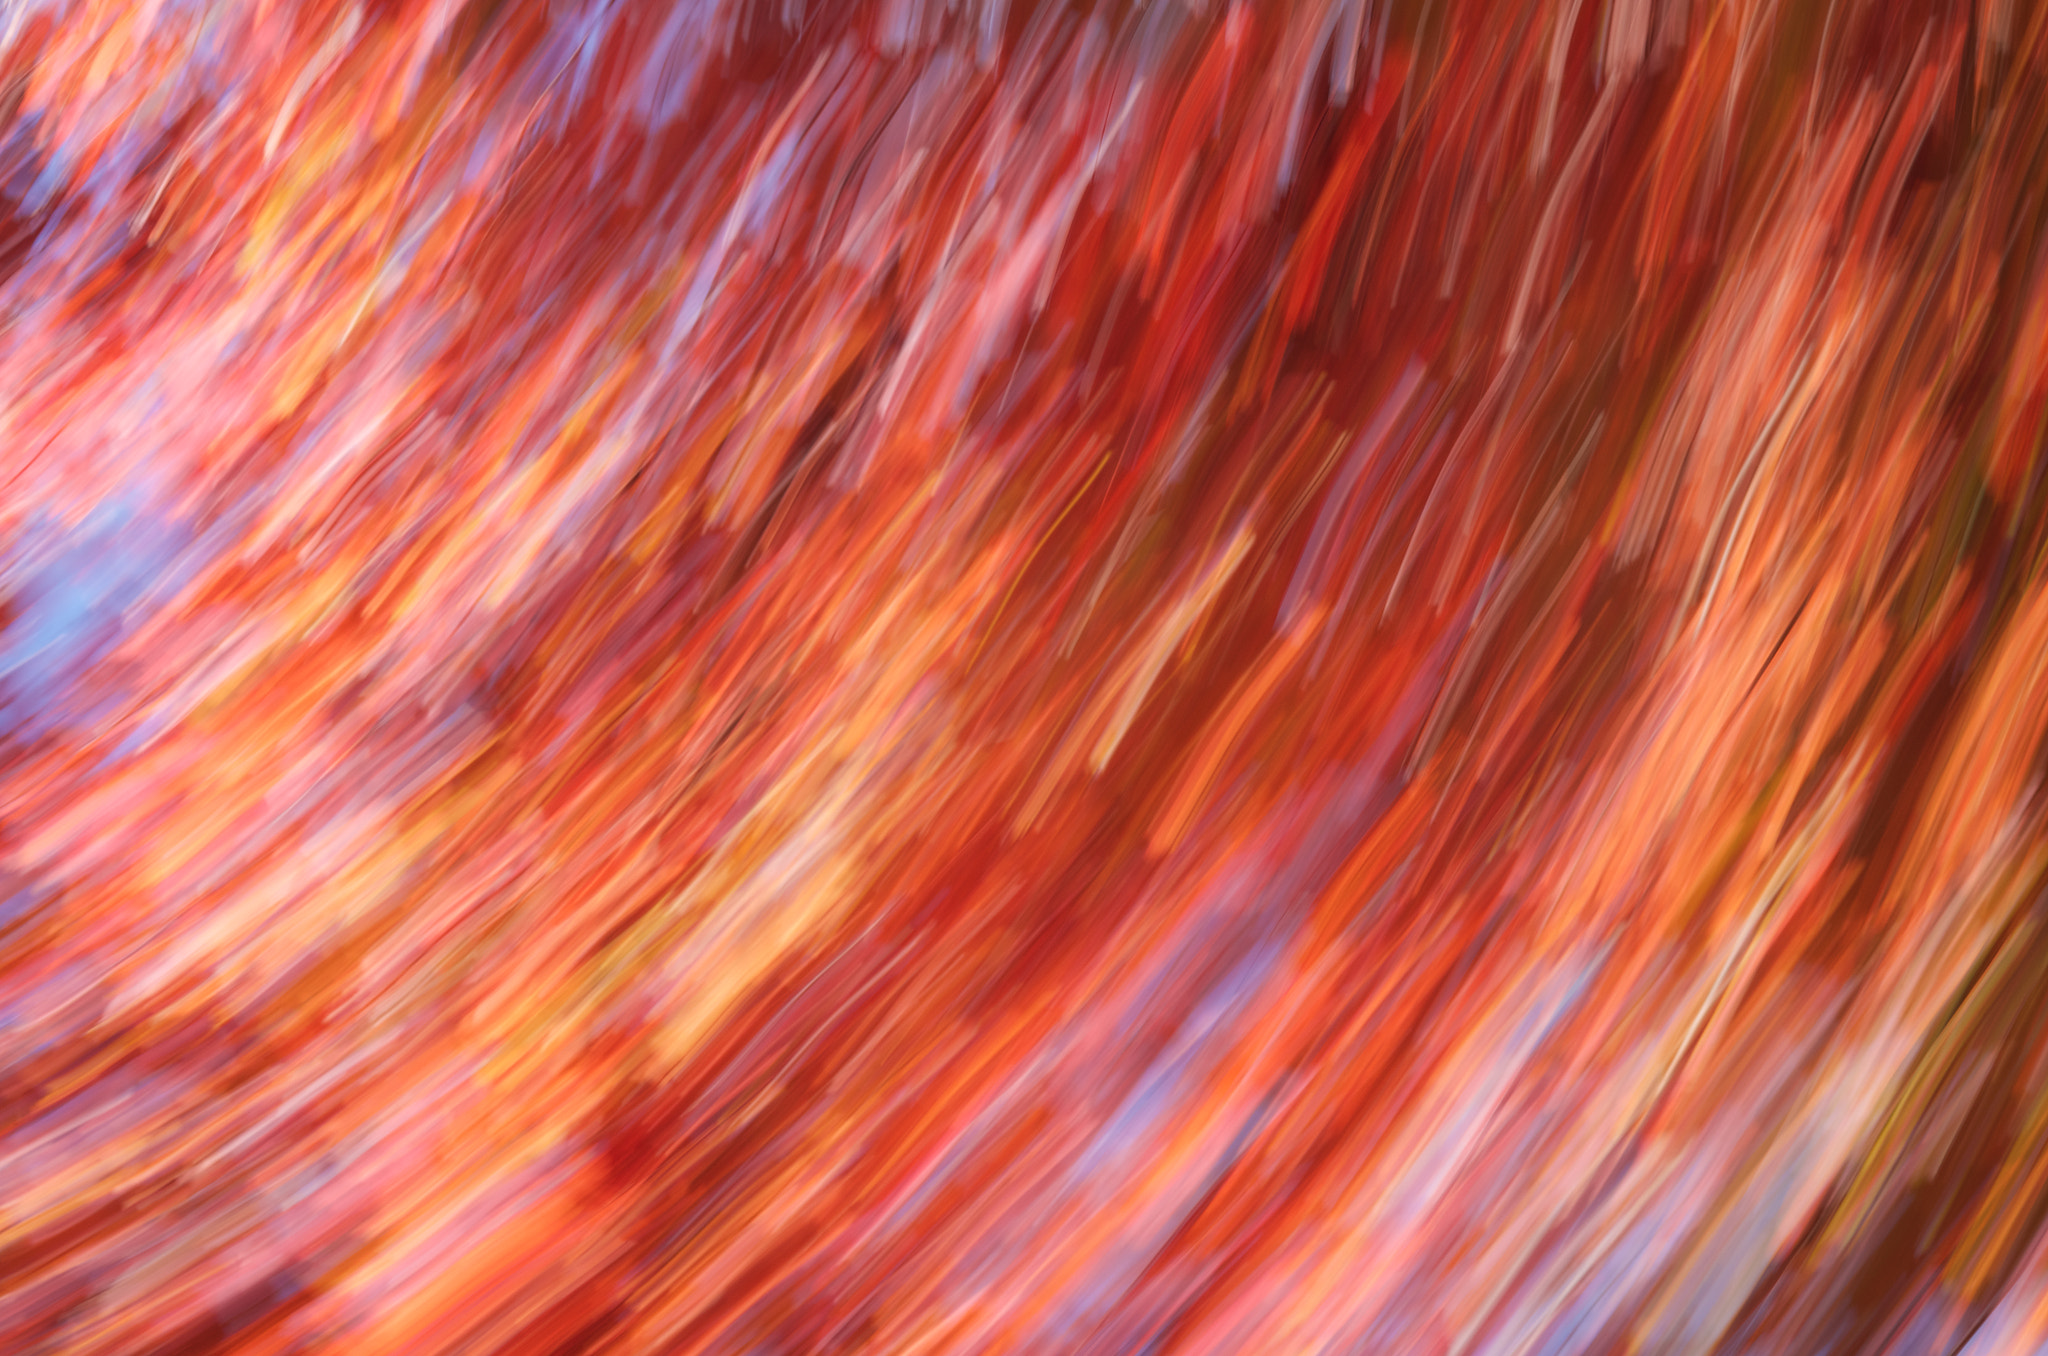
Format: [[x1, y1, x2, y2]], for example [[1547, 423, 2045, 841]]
[[0, 489, 195, 739]]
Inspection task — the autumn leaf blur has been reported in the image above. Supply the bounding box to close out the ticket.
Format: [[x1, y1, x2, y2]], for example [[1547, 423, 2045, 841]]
[[3, 0, 2048, 1353]]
